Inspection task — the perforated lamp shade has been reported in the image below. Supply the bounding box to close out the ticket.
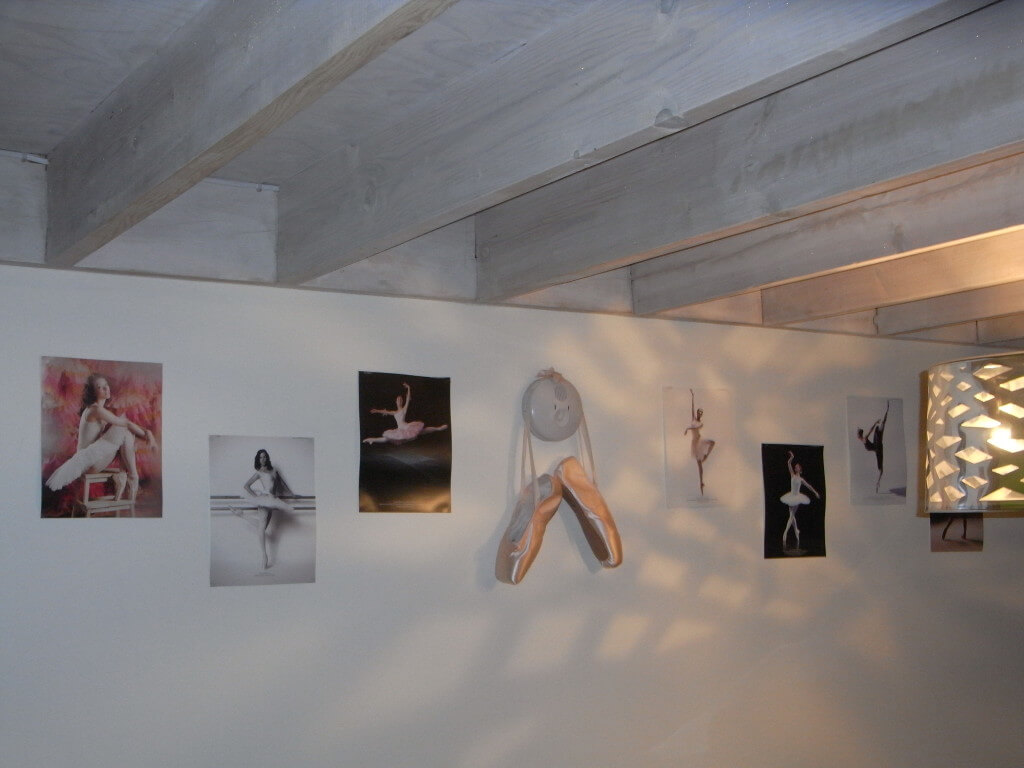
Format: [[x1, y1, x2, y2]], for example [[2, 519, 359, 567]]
[[924, 352, 1024, 512]]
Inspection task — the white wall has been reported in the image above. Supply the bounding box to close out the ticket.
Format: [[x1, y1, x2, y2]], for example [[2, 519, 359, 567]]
[[1, 263, 1021, 768]]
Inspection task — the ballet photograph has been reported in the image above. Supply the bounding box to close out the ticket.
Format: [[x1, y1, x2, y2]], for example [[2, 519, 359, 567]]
[[762, 443, 827, 559], [929, 513, 983, 553], [663, 386, 736, 507], [359, 371, 451, 513], [847, 396, 907, 505], [209, 435, 316, 587], [41, 356, 162, 518]]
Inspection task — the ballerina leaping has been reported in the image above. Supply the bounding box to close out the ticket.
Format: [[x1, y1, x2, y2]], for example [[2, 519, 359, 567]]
[[363, 382, 448, 445]]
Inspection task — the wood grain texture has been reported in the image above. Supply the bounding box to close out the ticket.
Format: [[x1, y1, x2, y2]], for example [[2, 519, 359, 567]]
[[876, 278, 1024, 336], [0, 0, 207, 153], [219, 0, 593, 185], [304, 218, 476, 299], [0, 156, 45, 264], [79, 180, 277, 283], [45, 0, 458, 267], [761, 229, 1024, 326], [276, 0, 982, 284], [477, 0, 1021, 301], [632, 154, 1024, 315]]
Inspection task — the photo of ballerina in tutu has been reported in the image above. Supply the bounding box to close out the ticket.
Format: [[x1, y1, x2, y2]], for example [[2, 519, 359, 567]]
[[41, 357, 162, 518], [359, 371, 451, 513], [762, 443, 826, 558]]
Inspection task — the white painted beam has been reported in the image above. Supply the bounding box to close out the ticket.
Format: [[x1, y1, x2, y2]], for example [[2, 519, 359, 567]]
[[0, 154, 45, 263], [508, 269, 632, 314], [632, 154, 1024, 315], [978, 314, 1024, 345], [276, 0, 983, 284], [896, 324, 980, 345], [78, 180, 277, 282], [45, 0, 457, 267], [659, 292, 763, 326], [304, 219, 475, 300], [477, 1, 1023, 301], [875, 279, 1024, 336], [761, 229, 1024, 326], [784, 311, 879, 337]]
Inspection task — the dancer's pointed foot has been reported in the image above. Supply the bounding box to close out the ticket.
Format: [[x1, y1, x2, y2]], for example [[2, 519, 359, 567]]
[[126, 475, 139, 502], [112, 471, 128, 500]]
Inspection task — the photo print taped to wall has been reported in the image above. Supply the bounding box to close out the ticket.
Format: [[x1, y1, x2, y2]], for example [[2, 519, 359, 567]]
[[41, 356, 163, 518], [762, 443, 826, 559], [929, 513, 983, 553], [847, 396, 907, 505], [664, 386, 737, 508], [359, 371, 452, 513], [209, 435, 316, 587]]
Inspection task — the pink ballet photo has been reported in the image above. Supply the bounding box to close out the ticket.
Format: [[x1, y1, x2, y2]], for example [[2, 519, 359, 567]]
[[40, 356, 162, 518], [358, 371, 451, 513]]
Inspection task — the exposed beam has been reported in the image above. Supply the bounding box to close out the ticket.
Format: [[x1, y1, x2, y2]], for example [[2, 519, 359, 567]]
[[508, 269, 632, 315], [761, 229, 1024, 326], [896, 324, 980, 345], [275, 0, 985, 284], [45, 0, 457, 267], [785, 311, 879, 337], [304, 219, 475, 300], [660, 293, 763, 326], [632, 153, 1024, 315], [875, 279, 1024, 336], [978, 314, 1024, 345], [477, 0, 1022, 301]]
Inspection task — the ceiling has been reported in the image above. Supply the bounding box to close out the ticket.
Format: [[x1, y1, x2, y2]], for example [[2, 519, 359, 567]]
[[1, 0, 1022, 349]]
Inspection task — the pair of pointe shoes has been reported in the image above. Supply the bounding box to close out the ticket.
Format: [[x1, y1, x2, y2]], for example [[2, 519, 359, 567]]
[[496, 456, 622, 584]]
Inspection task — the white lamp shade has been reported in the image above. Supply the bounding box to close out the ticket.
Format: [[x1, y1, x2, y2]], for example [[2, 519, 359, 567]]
[[925, 352, 1024, 512]]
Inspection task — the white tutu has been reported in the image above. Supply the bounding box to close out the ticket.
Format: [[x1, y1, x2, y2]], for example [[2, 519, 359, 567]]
[[780, 491, 810, 506], [45, 440, 119, 491]]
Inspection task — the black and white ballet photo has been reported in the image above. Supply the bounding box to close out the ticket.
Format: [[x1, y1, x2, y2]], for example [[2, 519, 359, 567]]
[[762, 443, 827, 559], [359, 371, 451, 513], [41, 356, 162, 518], [209, 435, 316, 586], [664, 386, 736, 507], [929, 513, 983, 553], [847, 396, 907, 505]]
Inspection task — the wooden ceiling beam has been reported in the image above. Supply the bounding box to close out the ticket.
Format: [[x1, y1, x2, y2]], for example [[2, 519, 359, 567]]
[[632, 153, 1024, 315], [45, 0, 457, 267], [761, 229, 1024, 326], [978, 314, 1024, 345], [274, 0, 983, 284], [477, 0, 1021, 301], [875, 279, 1024, 336]]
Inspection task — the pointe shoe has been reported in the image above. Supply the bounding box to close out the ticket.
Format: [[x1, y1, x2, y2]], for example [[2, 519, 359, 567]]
[[126, 475, 139, 502], [112, 471, 128, 500], [556, 457, 622, 568], [496, 474, 563, 585]]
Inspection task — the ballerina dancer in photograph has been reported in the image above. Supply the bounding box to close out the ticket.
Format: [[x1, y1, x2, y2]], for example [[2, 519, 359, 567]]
[[362, 382, 448, 445], [857, 400, 890, 492], [683, 388, 716, 495], [236, 449, 294, 570], [941, 513, 969, 541], [45, 373, 157, 502], [781, 450, 820, 552]]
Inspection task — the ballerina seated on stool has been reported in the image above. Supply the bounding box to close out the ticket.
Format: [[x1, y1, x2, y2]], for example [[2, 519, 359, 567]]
[[45, 373, 156, 504]]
